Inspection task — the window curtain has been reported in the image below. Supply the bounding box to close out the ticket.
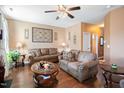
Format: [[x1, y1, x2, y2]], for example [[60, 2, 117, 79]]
[[0, 10, 10, 77]]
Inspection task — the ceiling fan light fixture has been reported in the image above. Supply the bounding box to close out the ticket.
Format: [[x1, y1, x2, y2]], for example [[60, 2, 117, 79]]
[[62, 12, 68, 18]]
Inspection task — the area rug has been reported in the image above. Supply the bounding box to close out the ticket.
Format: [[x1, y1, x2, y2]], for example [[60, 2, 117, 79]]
[[0, 79, 12, 88]]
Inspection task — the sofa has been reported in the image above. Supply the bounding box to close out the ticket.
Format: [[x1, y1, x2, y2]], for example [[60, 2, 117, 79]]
[[28, 48, 59, 65], [59, 50, 98, 82]]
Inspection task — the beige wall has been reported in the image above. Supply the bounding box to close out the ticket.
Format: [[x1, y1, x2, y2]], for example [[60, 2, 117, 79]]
[[81, 23, 102, 54], [104, 7, 124, 65], [8, 19, 66, 49], [65, 22, 102, 54], [65, 23, 82, 50]]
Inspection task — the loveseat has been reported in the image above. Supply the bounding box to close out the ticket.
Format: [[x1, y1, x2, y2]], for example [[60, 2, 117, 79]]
[[59, 50, 98, 82], [28, 48, 59, 65]]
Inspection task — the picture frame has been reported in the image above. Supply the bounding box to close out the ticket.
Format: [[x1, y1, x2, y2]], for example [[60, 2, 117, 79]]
[[24, 29, 29, 39], [54, 32, 58, 41], [73, 35, 76, 44], [32, 27, 53, 43], [68, 32, 71, 40]]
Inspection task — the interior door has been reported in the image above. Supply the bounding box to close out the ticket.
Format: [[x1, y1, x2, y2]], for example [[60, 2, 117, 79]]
[[83, 32, 91, 51]]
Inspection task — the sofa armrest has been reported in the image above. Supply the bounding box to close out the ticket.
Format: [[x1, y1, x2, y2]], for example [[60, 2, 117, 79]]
[[27, 53, 34, 61], [28, 55, 34, 60], [78, 60, 98, 70], [58, 55, 63, 60]]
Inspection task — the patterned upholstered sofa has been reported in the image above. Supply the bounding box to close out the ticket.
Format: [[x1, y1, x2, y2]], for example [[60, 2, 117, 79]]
[[28, 48, 59, 65], [59, 50, 98, 82]]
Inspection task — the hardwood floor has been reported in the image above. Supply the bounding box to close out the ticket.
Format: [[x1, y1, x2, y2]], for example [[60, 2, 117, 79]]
[[7, 64, 103, 88]]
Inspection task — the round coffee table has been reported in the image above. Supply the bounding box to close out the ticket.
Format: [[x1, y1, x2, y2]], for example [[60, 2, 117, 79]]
[[31, 61, 59, 88], [99, 63, 124, 87]]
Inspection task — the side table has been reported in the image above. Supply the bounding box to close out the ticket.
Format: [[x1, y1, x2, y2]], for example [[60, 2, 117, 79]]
[[99, 63, 124, 88], [15, 54, 26, 67], [21, 54, 26, 67]]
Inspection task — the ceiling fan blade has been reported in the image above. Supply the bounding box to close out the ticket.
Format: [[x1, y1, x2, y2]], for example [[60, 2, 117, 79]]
[[56, 16, 60, 20], [68, 6, 80, 11], [66, 12, 74, 19], [44, 10, 57, 13]]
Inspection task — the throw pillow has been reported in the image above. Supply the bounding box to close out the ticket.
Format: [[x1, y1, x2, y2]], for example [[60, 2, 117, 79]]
[[67, 52, 75, 62], [62, 51, 68, 60], [70, 50, 80, 61]]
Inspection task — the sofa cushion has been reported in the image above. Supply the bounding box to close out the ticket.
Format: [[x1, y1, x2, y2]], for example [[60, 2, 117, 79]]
[[49, 48, 57, 55], [68, 62, 79, 78], [68, 62, 79, 70], [41, 48, 49, 55], [78, 52, 96, 62]]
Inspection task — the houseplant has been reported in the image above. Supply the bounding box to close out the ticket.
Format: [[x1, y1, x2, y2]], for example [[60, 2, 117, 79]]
[[7, 50, 20, 67]]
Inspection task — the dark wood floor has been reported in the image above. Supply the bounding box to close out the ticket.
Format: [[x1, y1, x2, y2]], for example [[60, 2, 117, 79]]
[[7, 64, 104, 88]]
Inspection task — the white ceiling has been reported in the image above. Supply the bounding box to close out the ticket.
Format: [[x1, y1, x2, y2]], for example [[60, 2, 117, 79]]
[[0, 5, 123, 28]]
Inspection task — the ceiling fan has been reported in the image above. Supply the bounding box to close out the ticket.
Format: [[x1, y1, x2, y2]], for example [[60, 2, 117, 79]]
[[44, 5, 81, 20]]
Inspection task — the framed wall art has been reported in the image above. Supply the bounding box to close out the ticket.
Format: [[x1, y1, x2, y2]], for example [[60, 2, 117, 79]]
[[32, 27, 53, 43], [24, 29, 29, 39], [68, 32, 71, 40], [54, 32, 58, 41], [73, 34, 76, 44]]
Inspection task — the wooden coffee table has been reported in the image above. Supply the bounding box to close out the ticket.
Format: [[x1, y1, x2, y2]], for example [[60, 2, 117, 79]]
[[31, 61, 59, 88], [99, 62, 124, 87]]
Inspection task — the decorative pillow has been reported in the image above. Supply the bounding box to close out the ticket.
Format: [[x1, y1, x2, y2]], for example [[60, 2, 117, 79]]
[[67, 52, 75, 62], [49, 48, 57, 55], [62, 51, 68, 60], [41, 48, 49, 55], [70, 50, 80, 61]]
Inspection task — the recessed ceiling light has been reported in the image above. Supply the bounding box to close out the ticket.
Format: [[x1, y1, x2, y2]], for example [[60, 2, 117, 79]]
[[106, 5, 111, 9], [9, 8, 13, 11]]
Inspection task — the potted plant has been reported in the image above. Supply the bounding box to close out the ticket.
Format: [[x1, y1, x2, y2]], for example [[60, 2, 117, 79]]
[[7, 50, 20, 68]]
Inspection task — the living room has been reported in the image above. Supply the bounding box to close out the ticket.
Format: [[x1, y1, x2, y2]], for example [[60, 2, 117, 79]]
[[0, 1, 124, 91]]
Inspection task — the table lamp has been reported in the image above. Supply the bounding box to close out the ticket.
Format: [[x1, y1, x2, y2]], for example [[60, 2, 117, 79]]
[[61, 42, 66, 51], [16, 42, 22, 50]]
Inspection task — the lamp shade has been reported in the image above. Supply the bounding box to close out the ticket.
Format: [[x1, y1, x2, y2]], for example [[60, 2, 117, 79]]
[[16, 42, 22, 49], [61, 43, 66, 47]]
